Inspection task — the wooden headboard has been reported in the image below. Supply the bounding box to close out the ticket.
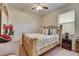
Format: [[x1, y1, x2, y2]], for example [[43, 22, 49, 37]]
[[41, 25, 62, 34]]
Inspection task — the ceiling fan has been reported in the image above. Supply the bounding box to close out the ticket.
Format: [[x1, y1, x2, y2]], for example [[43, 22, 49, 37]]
[[32, 3, 48, 12]]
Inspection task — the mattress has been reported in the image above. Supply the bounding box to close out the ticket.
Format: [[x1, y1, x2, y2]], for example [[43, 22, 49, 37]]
[[26, 33, 59, 51]]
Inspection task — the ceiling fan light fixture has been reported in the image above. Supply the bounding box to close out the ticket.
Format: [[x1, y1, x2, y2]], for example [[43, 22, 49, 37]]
[[36, 6, 43, 11], [32, 3, 48, 12]]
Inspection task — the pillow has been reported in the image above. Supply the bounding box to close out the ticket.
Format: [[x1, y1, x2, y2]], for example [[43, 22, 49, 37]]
[[51, 29, 57, 35], [41, 28, 52, 35], [43, 28, 46, 35], [40, 28, 42, 34], [40, 28, 45, 34], [45, 28, 49, 35]]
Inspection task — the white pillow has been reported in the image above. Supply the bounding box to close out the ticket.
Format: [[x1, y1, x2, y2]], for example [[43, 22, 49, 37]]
[[40, 28, 45, 34], [42, 28, 44, 34], [51, 29, 57, 35], [45, 28, 49, 35]]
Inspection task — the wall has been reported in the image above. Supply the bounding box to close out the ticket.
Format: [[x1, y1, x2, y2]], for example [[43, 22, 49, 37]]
[[75, 4, 79, 35], [42, 11, 58, 26], [7, 6, 42, 40]]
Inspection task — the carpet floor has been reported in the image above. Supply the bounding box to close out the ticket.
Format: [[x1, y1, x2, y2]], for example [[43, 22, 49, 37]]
[[19, 45, 79, 56], [42, 47, 79, 56]]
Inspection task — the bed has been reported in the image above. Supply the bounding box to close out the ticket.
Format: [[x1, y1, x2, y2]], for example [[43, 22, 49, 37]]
[[21, 25, 62, 56]]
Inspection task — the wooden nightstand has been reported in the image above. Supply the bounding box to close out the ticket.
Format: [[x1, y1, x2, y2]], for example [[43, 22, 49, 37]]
[[75, 39, 79, 53], [62, 39, 72, 50]]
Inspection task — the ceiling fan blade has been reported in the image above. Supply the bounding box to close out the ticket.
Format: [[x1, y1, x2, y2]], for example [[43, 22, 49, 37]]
[[43, 6, 48, 9], [32, 7, 35, 10]]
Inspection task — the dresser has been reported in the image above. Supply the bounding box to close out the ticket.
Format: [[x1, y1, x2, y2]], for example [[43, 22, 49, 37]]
[[75, 39, 79, 53]]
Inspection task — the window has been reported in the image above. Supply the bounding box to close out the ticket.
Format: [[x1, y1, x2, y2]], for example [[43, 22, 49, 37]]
[[58, 10, 75, 34]]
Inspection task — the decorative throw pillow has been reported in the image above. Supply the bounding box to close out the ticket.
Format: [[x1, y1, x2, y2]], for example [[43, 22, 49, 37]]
[[40, 26, 46, 35], [40, 28, 43, 34], [43, 28, 46, 35], [51, 29, 57, 35], [45, 28, 49, 35]]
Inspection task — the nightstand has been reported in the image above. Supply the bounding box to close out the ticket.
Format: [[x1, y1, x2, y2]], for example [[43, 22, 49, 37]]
[[62, 39, 72, 50]]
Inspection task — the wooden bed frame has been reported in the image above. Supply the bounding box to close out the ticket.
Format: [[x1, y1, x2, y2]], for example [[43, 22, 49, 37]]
[[21, 25, 62, 56]]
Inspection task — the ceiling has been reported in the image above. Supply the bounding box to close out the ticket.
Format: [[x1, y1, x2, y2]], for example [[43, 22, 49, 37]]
[[8, 3, 67, 16]]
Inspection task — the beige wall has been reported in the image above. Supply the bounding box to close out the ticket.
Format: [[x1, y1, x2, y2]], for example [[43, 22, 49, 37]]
[[42, 11, 58, 26], [7, 6, 42, 40]]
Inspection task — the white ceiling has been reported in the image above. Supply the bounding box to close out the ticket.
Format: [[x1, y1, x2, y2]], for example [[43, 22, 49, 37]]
[[8, 3, 67, 16]]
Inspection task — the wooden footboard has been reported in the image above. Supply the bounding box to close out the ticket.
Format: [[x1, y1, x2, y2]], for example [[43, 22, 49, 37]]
[[22, 33, 38, 56]]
